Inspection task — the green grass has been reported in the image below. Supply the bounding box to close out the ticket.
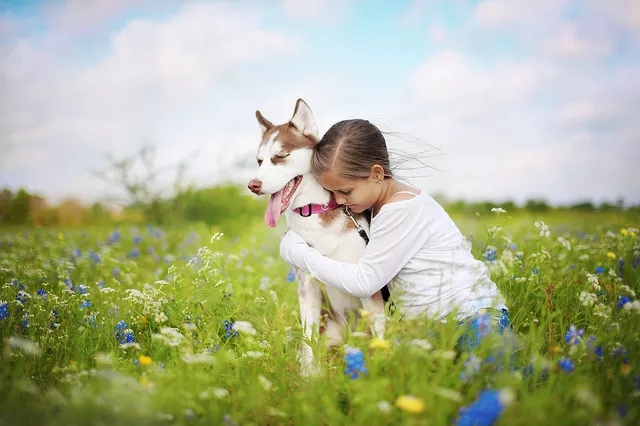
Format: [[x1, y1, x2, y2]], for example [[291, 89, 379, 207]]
[[1, 210, 639, 426]]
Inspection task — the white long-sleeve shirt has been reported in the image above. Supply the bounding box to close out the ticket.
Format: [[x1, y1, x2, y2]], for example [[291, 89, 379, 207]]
[[283, 190, 507, 321]]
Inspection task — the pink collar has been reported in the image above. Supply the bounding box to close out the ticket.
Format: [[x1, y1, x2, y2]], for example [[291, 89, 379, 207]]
[[293, 200, 341, 217]]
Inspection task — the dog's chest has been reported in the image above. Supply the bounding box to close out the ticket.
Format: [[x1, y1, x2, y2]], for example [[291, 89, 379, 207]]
[[285, 210, 360, 257]]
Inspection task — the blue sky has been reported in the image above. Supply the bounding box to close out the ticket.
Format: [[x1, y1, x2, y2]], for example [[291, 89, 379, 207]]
[[0, 0, 639, 206]]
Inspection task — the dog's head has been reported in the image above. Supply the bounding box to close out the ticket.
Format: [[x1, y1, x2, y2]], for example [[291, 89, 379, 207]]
[[248, 98, 320, 227]]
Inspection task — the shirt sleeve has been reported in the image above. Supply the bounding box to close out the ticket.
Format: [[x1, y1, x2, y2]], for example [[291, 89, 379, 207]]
[[297, 201, 432, 298]]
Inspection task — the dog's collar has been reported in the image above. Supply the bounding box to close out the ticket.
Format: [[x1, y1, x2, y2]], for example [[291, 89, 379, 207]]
[[292, 200, 340, 217]]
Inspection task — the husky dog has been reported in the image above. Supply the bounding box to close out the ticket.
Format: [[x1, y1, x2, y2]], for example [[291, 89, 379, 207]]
[[247, 99, 387, 376]]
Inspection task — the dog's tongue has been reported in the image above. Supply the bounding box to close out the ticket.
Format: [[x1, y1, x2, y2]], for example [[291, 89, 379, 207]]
[[265, 189, 284, 227]]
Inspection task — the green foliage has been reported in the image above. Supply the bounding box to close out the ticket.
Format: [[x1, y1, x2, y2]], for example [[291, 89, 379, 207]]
[[0, 211, 639, 425]]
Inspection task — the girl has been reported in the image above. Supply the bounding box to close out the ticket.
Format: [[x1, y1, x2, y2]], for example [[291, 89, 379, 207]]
[[279, 118, 515, 354]]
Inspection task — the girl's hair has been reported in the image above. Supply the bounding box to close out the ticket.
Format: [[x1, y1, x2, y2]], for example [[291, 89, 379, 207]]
[[311, 119, 393, 181]]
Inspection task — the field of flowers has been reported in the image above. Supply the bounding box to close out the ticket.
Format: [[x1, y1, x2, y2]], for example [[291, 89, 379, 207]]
[[1, 210, 639, 426]]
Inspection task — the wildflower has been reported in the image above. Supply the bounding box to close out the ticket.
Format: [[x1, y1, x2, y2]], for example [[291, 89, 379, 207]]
[[595, 266, 605, 274], [460, 354, 482, 382], [617, 295, 632, 309], [395, 395, 426, 414], [377, 401, 392, 413], [16, 290, 29, 304], [6, 336, 41, 356], [231, 320, 256, 335], [181, 353, 216, 364], [213, 388, 229, 399], [344, 346, 367, 379], [607, 252, 617, 260], [534, 221, 550, 237], [114, 321, 135, 344], [258, 375, 272, 391], [285, 268, 296, 282], [620, 228, 628, 236], [564, 325, 584, 345], [435, 387, 463, 403], [559, 358, 574, 373], [0, 301, 9, 320], [138, 355, 152, 366], [483, 246, 497, 262], [37, 288, 47, 300], [491, 207, 506, 215], [623, 300, 640, 312], [369, 338, 391, 349], [456, 389, 513, 426]]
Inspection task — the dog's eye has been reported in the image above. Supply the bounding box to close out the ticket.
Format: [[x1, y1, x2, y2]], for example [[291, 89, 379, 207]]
[[276, 153, 290, 159]]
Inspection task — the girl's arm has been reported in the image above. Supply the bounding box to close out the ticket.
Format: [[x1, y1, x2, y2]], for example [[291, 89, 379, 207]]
[[279, 202, 431, 298]]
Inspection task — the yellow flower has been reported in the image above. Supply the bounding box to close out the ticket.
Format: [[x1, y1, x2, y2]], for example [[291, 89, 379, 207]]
[[57, 232, 64, 240], [607, 252, 617, 260], [139, 355, 152, 366], [395, 395, 426, 414], [551, 345, 562, 354], [369, 338, 391, 350], [140, 316, 148, 326], [620, 228, 628, 236], [630, 231, 637, 238]]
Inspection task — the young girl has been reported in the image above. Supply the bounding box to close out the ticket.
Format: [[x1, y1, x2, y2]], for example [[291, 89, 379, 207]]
[[279, 118, 514, 353]]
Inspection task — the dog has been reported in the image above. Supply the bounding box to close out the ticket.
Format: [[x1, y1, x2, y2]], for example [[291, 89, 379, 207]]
[[247, 99, 388, 376]]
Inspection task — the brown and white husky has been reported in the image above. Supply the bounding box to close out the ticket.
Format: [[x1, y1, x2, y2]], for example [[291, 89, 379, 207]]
[[247, 99, 388, 376]]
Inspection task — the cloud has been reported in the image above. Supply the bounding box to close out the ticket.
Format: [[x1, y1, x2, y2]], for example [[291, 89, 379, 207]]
[[280, 0, 349, 24], [0, 1, 301, 202]]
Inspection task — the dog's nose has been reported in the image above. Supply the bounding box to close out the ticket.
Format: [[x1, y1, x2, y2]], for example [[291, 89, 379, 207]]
[[248, 179, 262, 194]]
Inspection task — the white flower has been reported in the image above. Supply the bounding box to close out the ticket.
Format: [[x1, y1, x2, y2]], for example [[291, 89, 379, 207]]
[[491, 207, 507, 215], [152, 327, 185, 347], [258, 375, 272, 391], [213, 388, 229, 399], [623, 301, 640, 312], [534, 221, 550, 237], [557, 236, 572, 251], [244, 351, 264, 358], [232, 321, 257, 335], [579, 291, 597, 307], [181, 353, 216, 364], [593, 303, 611, 319], [376, 401, 392, 413], [434, 387, 463, 402], [6, 336, 41, 356]]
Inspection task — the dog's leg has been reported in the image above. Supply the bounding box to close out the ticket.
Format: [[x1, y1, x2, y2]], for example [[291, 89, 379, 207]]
[[297, 272, 323, 377], [360, 291, 386, 339]]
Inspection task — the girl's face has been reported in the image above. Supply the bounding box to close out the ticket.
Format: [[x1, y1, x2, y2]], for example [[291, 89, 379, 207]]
[[318, 169, 382, 214]]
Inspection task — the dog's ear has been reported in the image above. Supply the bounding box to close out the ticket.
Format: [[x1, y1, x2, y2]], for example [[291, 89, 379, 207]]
[[290, 98, 319, 139], [256, 110, 274, 134]]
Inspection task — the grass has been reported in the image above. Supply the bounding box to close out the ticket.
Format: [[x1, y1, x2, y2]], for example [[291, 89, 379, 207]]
[[0, 210, 639, 426]]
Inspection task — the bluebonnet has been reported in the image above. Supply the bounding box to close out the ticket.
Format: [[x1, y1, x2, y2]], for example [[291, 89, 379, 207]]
[[456, 389, 508, 426], [128, 248, 140, 259], [77, 284, 89, 294], [79, 300, 91, 309], [595, 266, 605, 274], [0, 301, 9, 320], [20, 313, 29, 328], [344, 347, 367, 379], [223, 320, 238, 339], [37, 288, 47, 300], [88, 250, 100, 263], [108, 230, 121, 244], [617, 295, 632, 309], [134, 235, 142, 244], [559, 358, 574, 373], [114, 320, 135, 344], [564, 325, 584, 345], [483, 246, 497, 262], [15, 291, 28, 304]]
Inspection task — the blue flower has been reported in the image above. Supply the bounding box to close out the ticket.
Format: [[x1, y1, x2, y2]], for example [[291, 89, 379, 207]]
[[617, 295, 632, 309], [344, 347, 367, 379], [285, 268, 296, 282], [532, 268, 540, 274], [483, 246, 497, 262], [79, 300, 91, 309], [586, 336, 603, 360], [77, 284, 89, 294], [134, 235, 142, 244], [15, 291, 28, 304], [113, 267, 120, 277], [108, 230, 121, 244], [0, 301, 9, 320], [595, 266, 605, 274], [65, 278, 74, 291], [456, 389, 508, 426], [114, 320, 135, 344], [37, 288, 48, 300], [564, 325, 584, 345], [223, 320, 238, 339], [88, 251, 101, 263], [127, 248, 140, 259], [559, 358, 574, 373]]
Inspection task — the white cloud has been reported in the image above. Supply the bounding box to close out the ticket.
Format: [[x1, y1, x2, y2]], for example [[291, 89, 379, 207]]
[[281, 0, 349, 24], [473, 0, 571, 29], [0, 2, 301, 202]]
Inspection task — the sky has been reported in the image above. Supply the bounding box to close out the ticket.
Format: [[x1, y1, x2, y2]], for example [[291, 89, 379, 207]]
[[1, 0, 639, 207]]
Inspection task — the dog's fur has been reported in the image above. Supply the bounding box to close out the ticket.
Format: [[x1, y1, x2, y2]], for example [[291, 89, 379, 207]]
[[248, 99, 387, 376]]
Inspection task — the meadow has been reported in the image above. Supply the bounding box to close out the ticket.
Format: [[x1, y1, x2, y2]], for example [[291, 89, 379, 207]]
[[1, 209, 639, 426]]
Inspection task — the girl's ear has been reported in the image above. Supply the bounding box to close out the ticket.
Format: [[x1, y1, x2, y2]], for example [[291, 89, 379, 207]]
[[370, 164, 386, 182]]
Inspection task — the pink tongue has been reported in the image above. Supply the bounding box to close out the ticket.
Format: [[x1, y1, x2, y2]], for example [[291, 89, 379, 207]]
[[265, 189, 284, 227]]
